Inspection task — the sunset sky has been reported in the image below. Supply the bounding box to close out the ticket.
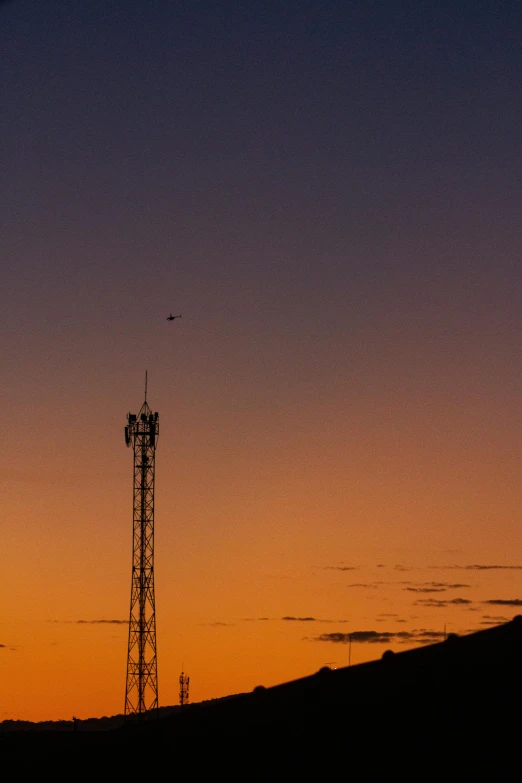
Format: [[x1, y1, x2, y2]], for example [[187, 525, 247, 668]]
[[2, 0, 521, 722]]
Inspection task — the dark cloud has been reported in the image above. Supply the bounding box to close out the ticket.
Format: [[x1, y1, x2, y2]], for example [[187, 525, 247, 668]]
[[427, 582, 470, 589], [349, 579, 436, 589], [483, 599, 522, 606], [0, 644, 6, 648], [414, 599, 447, 608], [404, 582, 471, 592], [405, 587, 447, 593], [346, 580, 471, 593], [466, 565, 522, 571], [394, 565, 414, 572], [432, 565, 522, 571], [313, 632, 351, 644], [313, 629, 446, 645], [323, 566, 358, 572], [348, 583, 379, 588], [314, 631, 394, 644], [450, 598, 472, 605], [413, 597, 472, 608], [396, 630, 447, 644], [351, 631, 394, 643]]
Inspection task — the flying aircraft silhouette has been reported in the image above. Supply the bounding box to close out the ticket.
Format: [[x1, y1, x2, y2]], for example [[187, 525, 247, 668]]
[[166, 314, 182, 321]]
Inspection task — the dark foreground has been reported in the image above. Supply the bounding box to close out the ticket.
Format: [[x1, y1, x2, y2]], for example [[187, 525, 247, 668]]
[[3, 618, 521, 767]]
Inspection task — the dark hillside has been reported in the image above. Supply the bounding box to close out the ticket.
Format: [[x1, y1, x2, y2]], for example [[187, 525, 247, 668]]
[[3, 617, 521, 765]]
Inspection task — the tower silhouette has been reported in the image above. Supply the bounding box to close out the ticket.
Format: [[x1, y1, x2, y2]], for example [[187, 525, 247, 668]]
[[179, 670, 190, 707], [124, 374, 159, 717]]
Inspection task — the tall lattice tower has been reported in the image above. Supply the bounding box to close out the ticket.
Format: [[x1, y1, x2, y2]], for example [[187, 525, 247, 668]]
[[179, 670, 190, 707], [124, 375, 159, 717]]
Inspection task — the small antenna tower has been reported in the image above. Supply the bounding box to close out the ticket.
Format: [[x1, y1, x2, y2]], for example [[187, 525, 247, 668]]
[[124, 373, 160, 718], [179, 670, 190, 707]]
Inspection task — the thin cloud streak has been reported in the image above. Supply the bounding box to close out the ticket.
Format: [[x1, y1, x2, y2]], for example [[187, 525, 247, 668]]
[[204, 621, 235, 627], [425, 582, 471, 589], [50, 619, 129, 625], [404, 582, 471, 592], [282, 616, 349, 623], [243, 615, 349, 623], [77, 619, 129, 624], [413, 598, 472, 608], [347, 583, 379, 589], [432, 565, 522, 571], [405, 587, 447, 593], [479, 615, 510, 625]]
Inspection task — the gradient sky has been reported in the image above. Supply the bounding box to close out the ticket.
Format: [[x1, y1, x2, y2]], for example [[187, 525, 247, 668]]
[[2, 0, 521, 722]]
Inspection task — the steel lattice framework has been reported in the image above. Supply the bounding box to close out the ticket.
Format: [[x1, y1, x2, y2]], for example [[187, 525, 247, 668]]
[[179, 670, 190, 707], [124, 389, 159, 717]]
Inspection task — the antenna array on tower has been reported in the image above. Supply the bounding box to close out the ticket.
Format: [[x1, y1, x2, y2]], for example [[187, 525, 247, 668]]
[[179, 671, 190, 707]]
